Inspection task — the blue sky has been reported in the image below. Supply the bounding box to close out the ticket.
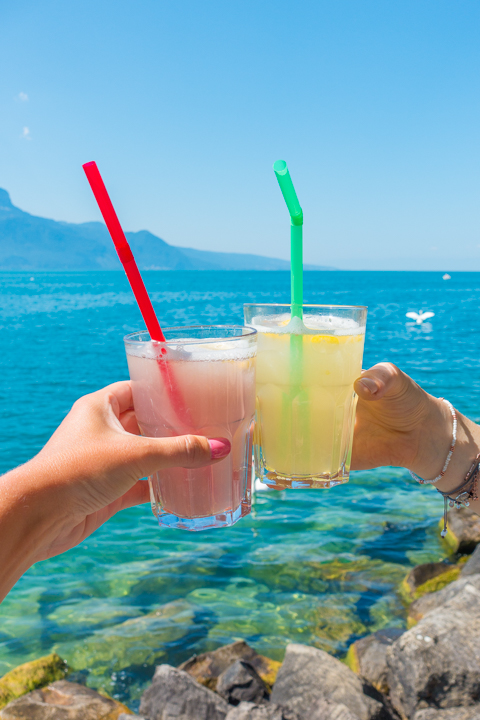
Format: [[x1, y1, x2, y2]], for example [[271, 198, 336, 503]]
[[1, 0, 479, 270]]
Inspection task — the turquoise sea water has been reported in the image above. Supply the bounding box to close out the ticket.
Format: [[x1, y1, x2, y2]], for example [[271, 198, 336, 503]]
[[1, 270, 480, 709]]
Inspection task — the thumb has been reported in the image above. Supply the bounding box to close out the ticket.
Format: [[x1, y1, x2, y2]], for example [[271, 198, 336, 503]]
[[131, 434, 231, 478], [354, 362, 404, 402]]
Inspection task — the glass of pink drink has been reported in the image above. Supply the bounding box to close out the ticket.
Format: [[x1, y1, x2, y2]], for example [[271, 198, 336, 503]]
[[124, 326, 257, 531]]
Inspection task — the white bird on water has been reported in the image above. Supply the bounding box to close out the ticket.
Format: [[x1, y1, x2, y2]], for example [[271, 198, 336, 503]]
[[406, 311, 435, 324]]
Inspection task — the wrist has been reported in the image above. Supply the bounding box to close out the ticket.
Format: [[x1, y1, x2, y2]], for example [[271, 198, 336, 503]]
[[408, 397, 480, 514], [408, 394, 453, 480], [435, 413, 480, 494]]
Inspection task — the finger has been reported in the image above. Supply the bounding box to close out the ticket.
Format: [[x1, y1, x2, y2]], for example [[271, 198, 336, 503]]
[[116, 479, 151, 510], [354, 362, 403, 401], [96, 381, 134, 416], [134, 434, 231, 477], [119, 409, 141, 435]]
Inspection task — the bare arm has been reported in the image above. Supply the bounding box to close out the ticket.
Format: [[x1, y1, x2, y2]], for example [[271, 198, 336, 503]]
[[352, 362, 480, 514], [0, 381, 230, 602]]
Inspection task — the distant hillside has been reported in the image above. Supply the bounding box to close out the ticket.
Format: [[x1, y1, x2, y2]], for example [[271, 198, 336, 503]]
[[0, 189, 332, 271]]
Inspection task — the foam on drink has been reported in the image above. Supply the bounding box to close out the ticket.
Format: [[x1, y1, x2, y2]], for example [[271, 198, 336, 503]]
[[249, 312, 365, 336]]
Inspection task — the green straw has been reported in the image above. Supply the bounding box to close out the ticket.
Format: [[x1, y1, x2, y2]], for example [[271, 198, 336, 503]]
[[273, 161, 309, 478], [273, 160, 303, 320]]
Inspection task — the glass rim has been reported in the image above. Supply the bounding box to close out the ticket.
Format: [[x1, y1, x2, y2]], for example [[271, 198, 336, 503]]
[[243, 302, 367, 310], [124, 325, 257, 346]]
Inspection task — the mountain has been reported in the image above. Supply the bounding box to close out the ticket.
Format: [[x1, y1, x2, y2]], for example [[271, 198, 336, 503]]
[[0, 189, 332, 271]]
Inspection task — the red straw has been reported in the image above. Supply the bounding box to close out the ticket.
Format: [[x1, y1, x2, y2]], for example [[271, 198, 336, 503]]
[[83, 161, 191, 427], [82, 161, 165, 342]]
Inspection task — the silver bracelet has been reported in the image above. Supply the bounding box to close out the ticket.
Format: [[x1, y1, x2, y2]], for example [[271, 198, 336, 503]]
[[409, 398, 457, 485]]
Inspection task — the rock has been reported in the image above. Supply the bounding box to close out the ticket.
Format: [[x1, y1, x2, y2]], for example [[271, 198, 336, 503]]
[[179, 641, 281, 692], [139, 664, 229, 720], [118, 716, 145, 720], [401, 562, 461, 602], [225, 700, 359, 720], [0, 680, 131, 719], [346, 629, 404, 694], [0, 653, 67, 709], [243, 697, 367, 720], [462, 545, 480, 577], [407, 574, 480, 627], [217, 661, 269, 706], [270, 643, 391, 720], [225, 701, 301, 719], [387, 581, 480, 719], [309, 703, 365, 720], [440, 507, 480, 554], [413, 708, 480, 719]]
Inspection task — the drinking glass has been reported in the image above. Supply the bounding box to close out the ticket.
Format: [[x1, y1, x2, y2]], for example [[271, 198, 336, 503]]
[[244, 304, 367, 489], [124, 326, 257, 530]]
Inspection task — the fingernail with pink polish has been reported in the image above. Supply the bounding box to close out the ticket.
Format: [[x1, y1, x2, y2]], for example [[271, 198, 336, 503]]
[[359, 378, 378, 394], [208, 438, 231, 459]]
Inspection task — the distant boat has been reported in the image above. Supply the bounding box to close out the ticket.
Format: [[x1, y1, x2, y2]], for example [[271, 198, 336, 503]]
[[406, 311, 435, 324], [443, 273, 451, 280]]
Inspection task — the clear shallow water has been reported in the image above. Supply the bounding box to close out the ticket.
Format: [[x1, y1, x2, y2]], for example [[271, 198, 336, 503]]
[[1, 270, 480, 709]]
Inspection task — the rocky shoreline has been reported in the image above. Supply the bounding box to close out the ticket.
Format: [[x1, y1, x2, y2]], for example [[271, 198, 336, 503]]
[[1, 507, 480, 720]]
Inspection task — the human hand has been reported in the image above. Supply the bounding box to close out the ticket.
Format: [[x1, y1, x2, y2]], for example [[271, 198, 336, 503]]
[[1, 381, 230, 570], [351, 362, 480, 516], [351, 362, 451, 475]]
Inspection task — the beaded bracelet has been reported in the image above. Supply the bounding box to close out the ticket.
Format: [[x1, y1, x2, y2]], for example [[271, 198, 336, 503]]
[[437, 454, 480, 537], [408, 398, 457, 485]]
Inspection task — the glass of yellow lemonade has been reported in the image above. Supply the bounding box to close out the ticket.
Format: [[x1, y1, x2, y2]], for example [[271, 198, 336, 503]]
[[244, 304, 367, 489]]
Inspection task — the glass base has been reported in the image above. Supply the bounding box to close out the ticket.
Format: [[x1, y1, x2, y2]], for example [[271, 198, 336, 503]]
[[254, 440, 351, 489], [258, 467, 349, 490], [148, 478, 252, 532], [151, 496, 251, 531]]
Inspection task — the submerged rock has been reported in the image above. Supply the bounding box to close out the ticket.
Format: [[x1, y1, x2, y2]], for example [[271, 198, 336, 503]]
[[179, 641, 281, 692], [407, 574, 480, 627], [47, 598, 143, 633], [387, 581, 480, 718], [312, 597, 367, 655], [225, 701, 301, 719], [461, 544, 480, 577], [401, 562, 460, 602], [346, 628, 404, 694], [217, 660, 269, 706], [368, 593, 406, 635], [67, 599, 195, 677], [440, 507, 480, 554], [0, 680, 131, 719], [140, 664, 229, 720], [271, 643, 392, 720], [0, 653, 67, 709], [186, 584, 317, 661]]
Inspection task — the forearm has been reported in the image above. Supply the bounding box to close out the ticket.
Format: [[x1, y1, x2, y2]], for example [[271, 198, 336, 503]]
[[409, 397, 480, 515], [0, 381, 225, 603], [0, 461, 57, 602]]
